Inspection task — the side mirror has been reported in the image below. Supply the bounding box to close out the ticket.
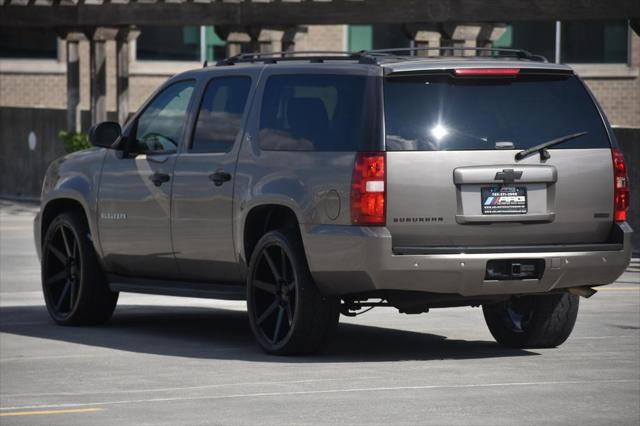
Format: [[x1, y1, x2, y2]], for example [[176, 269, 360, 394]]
[[88, 121, 122, 149]]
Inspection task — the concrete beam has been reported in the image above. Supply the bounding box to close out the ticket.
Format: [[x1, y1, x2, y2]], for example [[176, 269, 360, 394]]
[[2, 1, 638, 28]]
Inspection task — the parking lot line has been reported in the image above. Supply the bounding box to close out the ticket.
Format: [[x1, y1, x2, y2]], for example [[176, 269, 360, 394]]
[[0, 377, 381, 399], [1, 379, 635, 412], [0, 407, 103, 417], [0, 354, 102, 363], [571, 335, 638, 340]]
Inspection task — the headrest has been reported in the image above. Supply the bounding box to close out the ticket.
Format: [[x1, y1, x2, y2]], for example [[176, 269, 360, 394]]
[[286, 97, 329, 145]]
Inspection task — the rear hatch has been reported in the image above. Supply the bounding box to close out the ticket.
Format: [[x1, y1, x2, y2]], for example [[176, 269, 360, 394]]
[[384, 67, 615, 251]]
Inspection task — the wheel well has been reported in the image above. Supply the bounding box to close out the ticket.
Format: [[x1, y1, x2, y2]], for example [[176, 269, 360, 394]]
[[244, 205, 301, 263], [41, 198, 88, 245]]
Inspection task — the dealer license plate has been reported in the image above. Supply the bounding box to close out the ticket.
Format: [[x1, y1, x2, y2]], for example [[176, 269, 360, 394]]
[[481, 186, 527, 215]]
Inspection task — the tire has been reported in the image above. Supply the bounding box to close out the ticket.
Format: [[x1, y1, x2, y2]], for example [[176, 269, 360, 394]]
[[247, 229, 339, 355], [482, 293, 579, 349], [41, 211, 118, 325]]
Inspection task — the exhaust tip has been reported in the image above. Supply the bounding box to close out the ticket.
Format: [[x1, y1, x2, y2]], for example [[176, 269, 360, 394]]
[[567, 286, 598, 298]]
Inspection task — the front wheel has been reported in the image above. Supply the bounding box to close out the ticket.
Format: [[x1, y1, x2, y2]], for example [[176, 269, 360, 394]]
[[483, 293, 579, 349], [247, 229, 339, 355], [41, 211, 118, 325]]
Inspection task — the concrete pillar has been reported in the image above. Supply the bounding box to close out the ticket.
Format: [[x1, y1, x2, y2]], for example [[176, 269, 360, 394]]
[[85, 27, 118, 126], [403, 24, 441, 57], [440, 24, 483, 56], [65, 33, 84, 133], [116, 27, 140, 126], [477, 24, 508, 53], [630, 19, 639, 36], [216, 26, 261, 57], [90, 39, 107, 125], [56, 29, 85, 133], [215, 26, 306, 58], [281, 26, 307, 53], [247, 27, 264, 53]]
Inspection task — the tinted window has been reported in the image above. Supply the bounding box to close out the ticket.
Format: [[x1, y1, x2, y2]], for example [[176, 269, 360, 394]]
[[137, 26, 199, 61], [493, 22, 556, 63], [135, 80, 195, 153], [0, 28, 58, 59], [259, 74, 371, 151], [384, 74, 610, 151], [191, 77, 252, 153], [561, 20, 628, 64]]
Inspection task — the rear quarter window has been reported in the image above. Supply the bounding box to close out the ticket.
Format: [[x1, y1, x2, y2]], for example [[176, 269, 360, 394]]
[[384, 73, 610, 151], [259, 74, 375, 152]]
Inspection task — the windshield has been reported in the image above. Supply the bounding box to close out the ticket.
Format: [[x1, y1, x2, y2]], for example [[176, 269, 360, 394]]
[[384, 73, 610, 151]]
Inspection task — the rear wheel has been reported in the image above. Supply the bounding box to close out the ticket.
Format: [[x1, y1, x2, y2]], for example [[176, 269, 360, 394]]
[[41, 211, 118, 325], [483, 293, 579, 348], [247, 229, 339, 355]]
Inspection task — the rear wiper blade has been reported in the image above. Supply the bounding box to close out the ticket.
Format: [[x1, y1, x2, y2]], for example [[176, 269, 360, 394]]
[[515, 131, 588, 161]]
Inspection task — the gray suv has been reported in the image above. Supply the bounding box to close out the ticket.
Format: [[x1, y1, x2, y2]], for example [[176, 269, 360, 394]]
[[34, 48, 632, 355]]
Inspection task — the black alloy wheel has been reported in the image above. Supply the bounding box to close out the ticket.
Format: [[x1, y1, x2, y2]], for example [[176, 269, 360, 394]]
[[41, 212, 118, 325], [502, 297, 534, 333], [250, 243, 296, 346], [42, 222, 82, 320], [483, 293, 579, 348], [247, 230, 339, 355]]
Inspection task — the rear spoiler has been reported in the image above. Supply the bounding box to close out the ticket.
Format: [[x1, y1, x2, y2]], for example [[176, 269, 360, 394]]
[[384, 67, 574, 78]]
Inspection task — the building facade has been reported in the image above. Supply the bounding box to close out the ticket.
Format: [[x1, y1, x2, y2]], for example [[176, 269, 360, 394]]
[[0, 21, 638, 128]]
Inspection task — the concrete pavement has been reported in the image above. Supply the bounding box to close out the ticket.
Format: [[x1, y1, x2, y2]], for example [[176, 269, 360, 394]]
[[1, 200, 638, 425]]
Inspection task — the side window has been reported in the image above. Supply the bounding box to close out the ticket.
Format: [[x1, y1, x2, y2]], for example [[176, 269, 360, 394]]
[[191, 76, 252, 153], [259, 74, 368, 151], [134, 80, 195, 154]]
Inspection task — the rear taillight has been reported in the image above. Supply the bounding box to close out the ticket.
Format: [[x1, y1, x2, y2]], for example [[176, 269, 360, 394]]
[[351, 152, 386, 226], [612, 148, 629, 222]]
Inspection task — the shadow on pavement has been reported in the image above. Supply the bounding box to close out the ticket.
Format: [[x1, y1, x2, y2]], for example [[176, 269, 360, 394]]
[[0, 304, 538, 362]]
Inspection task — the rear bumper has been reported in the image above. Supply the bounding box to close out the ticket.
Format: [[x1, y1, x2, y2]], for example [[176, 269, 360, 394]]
[[301, 222, 633, 297]]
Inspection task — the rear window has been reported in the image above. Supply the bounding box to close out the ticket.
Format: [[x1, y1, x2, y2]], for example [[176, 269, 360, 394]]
[[384, 73, 610, 151], [259, 74, 374, 151], [191, 76, 251, 153]]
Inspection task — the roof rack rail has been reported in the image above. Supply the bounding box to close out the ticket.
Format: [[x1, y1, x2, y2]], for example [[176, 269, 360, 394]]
[[215, 47, 548, 66], [216, 50, 377, 66], [362, 47, 548, 62]]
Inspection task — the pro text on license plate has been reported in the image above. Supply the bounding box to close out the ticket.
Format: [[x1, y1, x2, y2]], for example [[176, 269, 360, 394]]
[[481, 186, 527, 215]]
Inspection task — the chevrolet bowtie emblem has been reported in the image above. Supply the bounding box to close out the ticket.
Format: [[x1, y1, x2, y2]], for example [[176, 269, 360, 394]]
[[495, 169, 523, 184]]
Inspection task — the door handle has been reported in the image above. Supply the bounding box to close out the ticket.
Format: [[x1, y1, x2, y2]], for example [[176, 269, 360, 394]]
[[146, 154, 170, 164], [209, 171, 232, 186], [149, 172, 170, 187]]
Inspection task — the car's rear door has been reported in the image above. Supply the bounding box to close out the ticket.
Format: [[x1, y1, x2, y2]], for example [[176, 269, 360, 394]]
[[171, 71, 255, 283], [98, 79, 196, 278], [383, 68, 615, 251]]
